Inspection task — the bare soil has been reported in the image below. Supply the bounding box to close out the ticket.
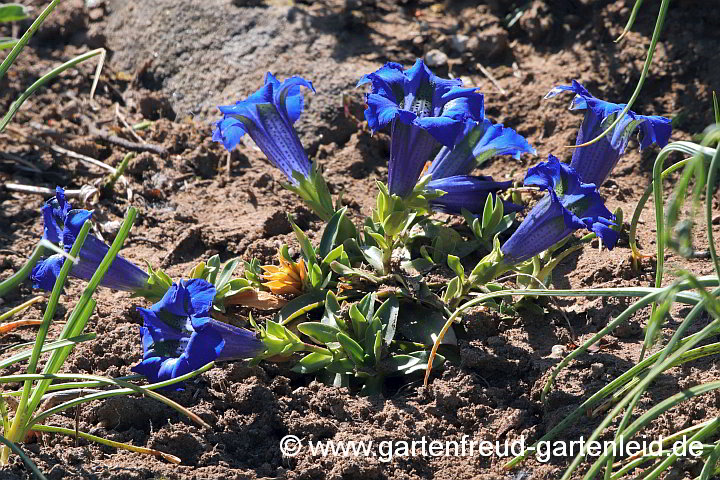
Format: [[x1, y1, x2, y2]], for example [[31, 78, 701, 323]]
[[0, 1, 719, 479]]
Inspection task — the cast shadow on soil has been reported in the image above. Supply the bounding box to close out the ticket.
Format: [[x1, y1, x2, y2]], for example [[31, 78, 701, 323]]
[[292, 2, 391, 62]]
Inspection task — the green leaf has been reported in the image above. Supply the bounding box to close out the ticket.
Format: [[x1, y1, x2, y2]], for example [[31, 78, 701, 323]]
[[373, 296, 399, 345], [489, 196, 504, 230], [0, 4, 28, 23], [382, 351, 445, 376], [366, 231, 388, 250], [223, 278, 253, 297], [319, 207, 347, 259], [382, 211, 407, 237], [325, 357, 355, 375], [481, 193, 494, 231], [215, 258, 240, 291], [0, 37, 18, 50], [322, 290, 344, 330], [297, 322, 343, 344], [329, 261, 381, 284], [349, 304, 367, 339], [291, 352, 333, 374], [446, 255, 464, 278], [443, 276, 461, 303], [322, 244, 345, 266], [309, 262, 323, 288], [363, 318, 381, 359], [188, 261, 206, 279], [337, 332, 365, 366], [287, 214, 316, 266], [360, 246, 385, 273], [490, 214, 515, 237], [273, 290, 326, 325], [356, 292, 376, 321], [373, 331, 383, 364], [206, 255, 221, 284]]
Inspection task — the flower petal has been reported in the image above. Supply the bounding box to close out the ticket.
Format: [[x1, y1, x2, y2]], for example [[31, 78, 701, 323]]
[[364, 93, 416, 132], [273, 75, 315, 124], [428, 119, 535, 178], [41, 204, 62, 243], [212, 117, 247, 151], [547, 80, 671, 186], [30, 255, 64, 291], [427, 175, 518, 215]]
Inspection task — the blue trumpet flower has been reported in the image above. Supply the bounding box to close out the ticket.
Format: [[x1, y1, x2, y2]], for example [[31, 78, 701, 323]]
[[212, 72, 314, 184], [359, 59, 485, 197], [427, 118, 536, 179], [132, 279, 265, 386], [545, 80, 671, 186], [501, 155, 618, 264], [31, 187, 150, 293], [427, 175, 522, 216]]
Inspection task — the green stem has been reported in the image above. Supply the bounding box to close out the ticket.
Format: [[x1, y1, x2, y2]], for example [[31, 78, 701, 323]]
[[27, 208, 139, 415], [504, 339, 720, 470], [0, 243, 45, 298], [571, 0, 669, 149], [629, 142, 715, 266], [27, 365, 214, 428], [0, 296, 42, 322], [615, 0, 644, 42], [1, 48, 106, 132], [706, 142, 720, 278], [0, 434, 47, 480], [0, 0, 62, 82], [31, 424, 181, 464], [2, 220, 91, 464]]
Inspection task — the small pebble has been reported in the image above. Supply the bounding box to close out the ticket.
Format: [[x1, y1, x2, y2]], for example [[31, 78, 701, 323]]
[[450, 34, 469, 53], [590, 362, 604, 379], [424, 49, 448, 67], [549, 344, 567, 358]]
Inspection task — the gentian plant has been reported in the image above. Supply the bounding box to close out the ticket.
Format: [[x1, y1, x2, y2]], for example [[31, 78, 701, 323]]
[[359, 59, 485, 197], [132, 279, 265, 386], [458, 155, 618, 292], [545, 80, 672, 186], [31, 187, 168, 301], [213, 72, 338, 222]]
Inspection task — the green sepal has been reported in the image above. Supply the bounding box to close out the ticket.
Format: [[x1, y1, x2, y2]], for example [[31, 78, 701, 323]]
[[133, 262, 173, 302]]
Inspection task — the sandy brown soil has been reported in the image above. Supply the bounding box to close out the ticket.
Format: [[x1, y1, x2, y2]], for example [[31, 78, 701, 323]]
[[0, 0, 719, 479]]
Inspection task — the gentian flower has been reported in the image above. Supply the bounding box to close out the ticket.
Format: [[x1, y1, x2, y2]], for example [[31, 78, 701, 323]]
[[212, 72, 314, 184], [427, 118, 536, 179], [359, 59, 485, 197], [31, 187, 151, 293], [500, 155, 618, 264], [545, 80, 671, 186], [132, 279, 265, 386], [427, 175, 522, 216]]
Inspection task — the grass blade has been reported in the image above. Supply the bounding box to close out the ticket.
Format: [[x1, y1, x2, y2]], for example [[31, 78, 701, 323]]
[[31, 424, 181, 464], [0, 0, 61, 82], [0, 434, 46, 480]]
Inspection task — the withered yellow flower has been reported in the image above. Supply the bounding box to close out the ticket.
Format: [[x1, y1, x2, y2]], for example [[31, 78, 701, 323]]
[[261, 253, 306, 296]]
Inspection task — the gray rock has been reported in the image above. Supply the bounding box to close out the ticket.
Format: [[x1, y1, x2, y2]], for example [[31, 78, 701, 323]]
[[424, 49, 448, 67], [450, 34, 470, 53], [104, 0, 377, 153]]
